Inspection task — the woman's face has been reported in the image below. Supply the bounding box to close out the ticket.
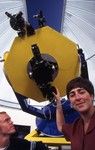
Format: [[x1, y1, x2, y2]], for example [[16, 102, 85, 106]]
[[69, 87, 94, 113]]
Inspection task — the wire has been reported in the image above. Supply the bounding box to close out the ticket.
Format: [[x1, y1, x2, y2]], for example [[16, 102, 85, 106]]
[[42, 106, 51, 120], [86, 54, 95, 61]]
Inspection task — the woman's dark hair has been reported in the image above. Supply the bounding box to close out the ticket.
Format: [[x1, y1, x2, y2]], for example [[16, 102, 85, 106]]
[[66, 77, 94, 98]]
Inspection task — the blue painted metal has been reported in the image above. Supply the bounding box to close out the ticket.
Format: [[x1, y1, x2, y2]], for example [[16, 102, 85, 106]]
[[26, 0, 64, 32], [36, 99, 79, 136], [15, 92, 79, 136]]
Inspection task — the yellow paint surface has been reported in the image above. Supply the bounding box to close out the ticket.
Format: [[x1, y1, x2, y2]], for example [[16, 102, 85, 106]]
[[4, 26, 79, 102], [25, 129, 71, 145]]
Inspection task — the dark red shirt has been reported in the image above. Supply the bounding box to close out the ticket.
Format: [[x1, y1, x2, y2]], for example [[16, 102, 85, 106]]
[[62, 112, 95, 150]]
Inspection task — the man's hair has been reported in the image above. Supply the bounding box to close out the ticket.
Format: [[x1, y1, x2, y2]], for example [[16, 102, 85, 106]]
[[0, 111, 7, 115], [66, 77, 94, 98], [0, 112, 7, 119]]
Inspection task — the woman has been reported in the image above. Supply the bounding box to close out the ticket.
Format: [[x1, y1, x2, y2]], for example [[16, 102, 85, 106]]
[[53, 77, 95, 150]]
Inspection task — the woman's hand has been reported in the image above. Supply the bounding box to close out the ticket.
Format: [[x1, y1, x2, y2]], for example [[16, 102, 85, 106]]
[[53, 88, 61, 102]]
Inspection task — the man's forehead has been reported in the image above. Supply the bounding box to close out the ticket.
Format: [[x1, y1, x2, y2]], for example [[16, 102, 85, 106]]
[[0, 113, 9, 120]]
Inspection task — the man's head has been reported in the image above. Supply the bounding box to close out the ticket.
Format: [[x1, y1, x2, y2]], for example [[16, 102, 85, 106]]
[[66, 77, 94, 99], [0, 112, 16, 135]]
